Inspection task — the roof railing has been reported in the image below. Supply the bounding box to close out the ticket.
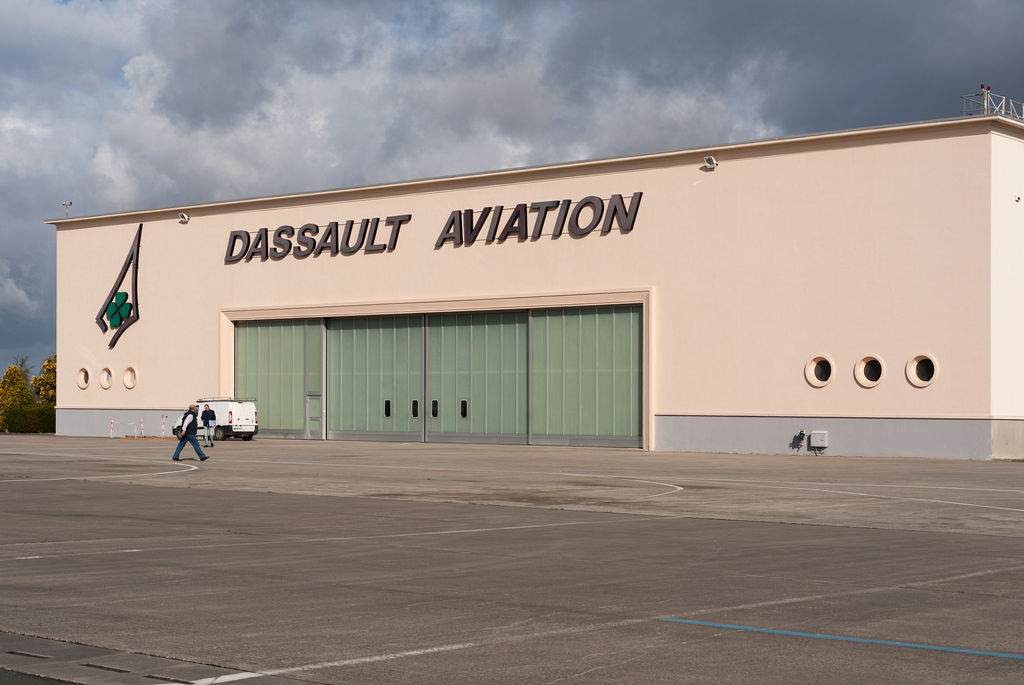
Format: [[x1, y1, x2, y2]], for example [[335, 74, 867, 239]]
[[961, 86, 1024, 122]]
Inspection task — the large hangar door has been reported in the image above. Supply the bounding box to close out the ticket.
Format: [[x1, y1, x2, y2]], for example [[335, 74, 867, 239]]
[[425, 311, 528, 443], [530, 306, 642, 447], [236, 304, 642, 447], [327, 316, 424, 441]]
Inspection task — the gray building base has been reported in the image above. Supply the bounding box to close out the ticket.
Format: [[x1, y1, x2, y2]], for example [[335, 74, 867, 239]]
[[58, 408, 183, 439], [58, 409, 1024, 459], [655, 415, 1024, 460]]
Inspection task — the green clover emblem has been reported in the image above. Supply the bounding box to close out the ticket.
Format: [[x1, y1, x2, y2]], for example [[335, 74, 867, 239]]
[[105, 291, 133, 328]]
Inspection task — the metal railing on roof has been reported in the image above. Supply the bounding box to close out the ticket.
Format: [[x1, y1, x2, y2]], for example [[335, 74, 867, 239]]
[[961, 87, 1024, 122]]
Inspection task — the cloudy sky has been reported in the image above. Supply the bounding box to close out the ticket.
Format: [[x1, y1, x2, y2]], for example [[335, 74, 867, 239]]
[[3, 0, 1024, 372]]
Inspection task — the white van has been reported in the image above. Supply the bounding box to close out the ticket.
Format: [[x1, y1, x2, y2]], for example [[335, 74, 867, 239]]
[[172, 399, 258, 441]]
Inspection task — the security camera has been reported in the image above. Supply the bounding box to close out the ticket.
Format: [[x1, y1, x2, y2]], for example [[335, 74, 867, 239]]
[[178, 212, 190, 223]]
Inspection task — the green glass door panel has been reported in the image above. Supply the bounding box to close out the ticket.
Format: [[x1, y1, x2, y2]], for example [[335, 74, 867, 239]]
[[234, 319, 316, 434], [530, 305, 641, 445], [327, 315, 423, 438], [426, 311, 527, 440]]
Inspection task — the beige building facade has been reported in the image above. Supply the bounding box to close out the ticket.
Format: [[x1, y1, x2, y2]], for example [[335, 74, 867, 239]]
[[49, 115, 1024, 458]]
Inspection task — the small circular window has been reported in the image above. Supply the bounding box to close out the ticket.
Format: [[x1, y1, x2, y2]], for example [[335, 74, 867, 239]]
[[123, 367, 137, 389], [855, 356, 885, 388], [76, 368, 90, 390], [907, 355, 937, 387], [99, 368, 112, 389], [804, 356, 834, 387]]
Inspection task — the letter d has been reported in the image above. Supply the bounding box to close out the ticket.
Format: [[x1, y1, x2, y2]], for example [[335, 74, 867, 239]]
[[224, 230, 251, 264]]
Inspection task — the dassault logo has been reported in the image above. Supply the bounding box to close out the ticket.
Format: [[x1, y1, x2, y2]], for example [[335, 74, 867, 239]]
[[95, 224, 142, 349]]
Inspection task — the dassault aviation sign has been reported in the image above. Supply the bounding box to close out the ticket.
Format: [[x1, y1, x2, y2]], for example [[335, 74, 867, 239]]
[[223, 192, 641, 264]]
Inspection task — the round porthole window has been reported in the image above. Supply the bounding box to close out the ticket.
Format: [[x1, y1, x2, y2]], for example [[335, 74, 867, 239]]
[[76, 368, 90, 390], [123, 367, 137, 389], [855, 356, 885, 388], [804, 356, 834, 387], [99, 368, 112, 389], [907, 355, 937, 387]]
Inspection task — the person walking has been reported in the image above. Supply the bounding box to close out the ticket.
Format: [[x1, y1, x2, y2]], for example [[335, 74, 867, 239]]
[[201, 403, 217, 447], [173, 404, 208, 462]]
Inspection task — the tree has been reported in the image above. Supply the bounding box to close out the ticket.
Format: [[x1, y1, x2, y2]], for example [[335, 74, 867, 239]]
[[12, 355, 36, 401], [32, 354, 56, 405], [12, 354, 33, 384], [0, 365, 34, 432]]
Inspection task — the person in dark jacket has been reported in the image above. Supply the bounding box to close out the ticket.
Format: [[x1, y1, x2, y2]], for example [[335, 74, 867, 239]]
[[173, 404, 208, 462], [200, 403, 216, 447]]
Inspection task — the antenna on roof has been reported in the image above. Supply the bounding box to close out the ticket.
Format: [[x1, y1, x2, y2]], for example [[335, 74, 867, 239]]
[[61, 201, 72, 217], [962, 85, 1023, 121]]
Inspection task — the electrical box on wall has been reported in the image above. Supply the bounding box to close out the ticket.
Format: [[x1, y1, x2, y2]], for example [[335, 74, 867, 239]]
[[809, 431, 829, 449]]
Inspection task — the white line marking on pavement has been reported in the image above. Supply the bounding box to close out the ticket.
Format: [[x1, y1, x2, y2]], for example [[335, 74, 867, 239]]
[[188, 643, 477, 684], [186, 619, 654, 683], [0, 450, 177, 461], [662, 475, 1024, 495], [0, 516, 676, 562], [181, 558, 1024, 683], [550, 471, 684, 502], [675, 562, 1024, 618], [685, 481, 1024, 514], [187, 674, 258, 684], [5, 450, 1021, 512], [0, 462, 198, 483], [187, 456, 1024, 509], [230, 459, 1024, 495]]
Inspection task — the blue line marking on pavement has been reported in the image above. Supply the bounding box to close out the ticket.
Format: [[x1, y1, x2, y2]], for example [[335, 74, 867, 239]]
[[661, 619, 1024, 661]]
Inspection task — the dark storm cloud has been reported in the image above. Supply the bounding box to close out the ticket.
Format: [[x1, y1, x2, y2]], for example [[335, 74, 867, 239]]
[[145, 1, 298, 129], [0, 249, 54, 369], [545, 0, 1024, 137], [3, 0, 1024, 369], [0, 2, 136, 107], [144, 0, 384, 130]]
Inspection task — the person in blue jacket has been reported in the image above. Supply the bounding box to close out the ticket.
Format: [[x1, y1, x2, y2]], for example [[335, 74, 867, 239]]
[[201, 403, 216, 447], [173, 403, 208, 462]]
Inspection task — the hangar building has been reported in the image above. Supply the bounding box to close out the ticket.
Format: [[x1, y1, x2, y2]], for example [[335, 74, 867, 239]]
[[48, 110, 1024, 459]]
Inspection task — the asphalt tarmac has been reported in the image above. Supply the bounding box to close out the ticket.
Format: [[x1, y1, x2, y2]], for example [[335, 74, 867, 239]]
[[0, 435, 1022, 684]]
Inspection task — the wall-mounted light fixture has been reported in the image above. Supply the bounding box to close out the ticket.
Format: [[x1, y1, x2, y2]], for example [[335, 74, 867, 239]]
[[703, 156, 718, 169], [178, 212, 190, 224]]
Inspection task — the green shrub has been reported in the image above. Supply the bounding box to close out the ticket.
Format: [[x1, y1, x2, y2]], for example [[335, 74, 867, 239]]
[[6, 403, 56, 433], [33, 354, 56, 405], [0, 365, 33, 431]]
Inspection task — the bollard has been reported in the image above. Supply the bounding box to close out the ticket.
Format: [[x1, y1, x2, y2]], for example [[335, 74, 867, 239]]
[[110, 419, 114, 439], [140, 418, 144, 438]]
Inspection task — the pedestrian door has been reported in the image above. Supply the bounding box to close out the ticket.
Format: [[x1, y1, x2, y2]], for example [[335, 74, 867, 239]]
[[305, 395, 322, 439]]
